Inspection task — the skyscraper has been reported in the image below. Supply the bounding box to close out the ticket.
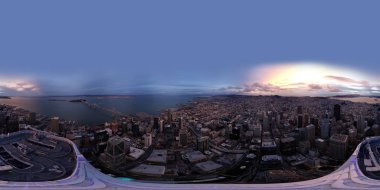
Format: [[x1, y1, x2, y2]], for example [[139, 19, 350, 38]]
[[305, 124, 316, 142], [328, 134, 348, 160], [321, 111, 330, 139], [144, 133, 152, 148], [179, 129, 188, 147], [153, 117, 159, 130], [297, 106, 303, 115], [50, 117, 59, 133], [357, 115, 366, 133], [196, 136, 209, 153], [334, 104, 341, 121], [297, 115, 303, 128], [29, 112, 36, 124]]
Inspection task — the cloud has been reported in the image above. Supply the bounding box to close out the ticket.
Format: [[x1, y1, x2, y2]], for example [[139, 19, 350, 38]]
[[0, 79, 39, 95], [308, 84, 323, 90], [325, 75, 369, 86], [326, 85, 342, 93]]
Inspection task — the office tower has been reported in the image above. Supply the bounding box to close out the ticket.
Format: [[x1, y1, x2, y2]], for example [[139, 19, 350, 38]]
[[167, 109, 173, 123], [29, 112, 36, 124], [348, 128, 357, 141], [196, 136, 209, 153], [179, 117, 183, 129], [280, 137, 296, 155], [377, 108, 380, 125], [334, 104, 341, 121], [297, 106, 303, 115], [50, 117, 59, 133], [179, 129, 188, 147], [102, 136, 127, 168], [230, 126, 240, 140], [297, 115, 303, 128], [321, 112, 330, 139], [144, 133, 152, 148], [153, 117, 159, 130], [357, 115, 366, 133], [253, 124, 262, 138], [263, 113, 269, 129], [159, 119, 164, 133], [132, 124, 140, 137], [328, 134, 348, 160], [164, 124, 174, 147], [304, 114, 310, 126], [305, 124, 316, 142], [178, 117, 187, 147]]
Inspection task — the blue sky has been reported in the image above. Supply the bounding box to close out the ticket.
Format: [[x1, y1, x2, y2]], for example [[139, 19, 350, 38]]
[[0, 1, 379, 96]]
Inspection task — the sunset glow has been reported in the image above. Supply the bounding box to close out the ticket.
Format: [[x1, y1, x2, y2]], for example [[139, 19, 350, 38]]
[[0, 78, 38, 94], [226, 62, 380, 96]]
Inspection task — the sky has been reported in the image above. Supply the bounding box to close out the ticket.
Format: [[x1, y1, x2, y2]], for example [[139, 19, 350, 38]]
[[0, 1, 379, 96]]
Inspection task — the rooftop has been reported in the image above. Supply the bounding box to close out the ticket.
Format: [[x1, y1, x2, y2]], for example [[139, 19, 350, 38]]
[[195, 160, 223, 173], [129, 164, 166, 176], [0, 130, 76, 182], [146, 149, 167, 164]]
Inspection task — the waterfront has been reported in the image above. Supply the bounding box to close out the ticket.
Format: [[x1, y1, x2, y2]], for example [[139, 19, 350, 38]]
[[0, 95, 196, 125]]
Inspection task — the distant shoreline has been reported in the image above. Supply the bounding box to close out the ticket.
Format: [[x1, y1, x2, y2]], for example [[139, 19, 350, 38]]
[[0, 96, 11, 99]]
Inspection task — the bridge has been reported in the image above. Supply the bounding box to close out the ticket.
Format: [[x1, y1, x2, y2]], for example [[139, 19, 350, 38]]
[[0, 129, 380, 189], [82, 101, 125, 118]]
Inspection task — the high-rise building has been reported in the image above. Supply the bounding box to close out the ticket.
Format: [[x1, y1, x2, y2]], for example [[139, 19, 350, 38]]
[[328, 134, 348, 160], [357, 115, 366, 133], [167, 109, 173, 123], [164, 124, 174, 147], [376, 108, 380, 125], [50, 117, 59, 133], [101, 136, 127, 168], [334, 104, 341, 121], [263, 112, 269, 129], [305, 124, 315, 142], [144, 133, 152, 148], [132, 124, 140, 137], [297, 115, 303, 128], [297, 106, 303, 115], [153, 117, 159, 130], [179, 129, 188, 147], [29, 112, 36, 124], [196, 136, 209, 153], [321, 112, 330, 139], [179, 117, 184, 130], [159, 120, 164, 133]]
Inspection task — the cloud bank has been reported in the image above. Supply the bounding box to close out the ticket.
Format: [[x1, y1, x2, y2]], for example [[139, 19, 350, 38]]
[[219, 62, 380, 96]]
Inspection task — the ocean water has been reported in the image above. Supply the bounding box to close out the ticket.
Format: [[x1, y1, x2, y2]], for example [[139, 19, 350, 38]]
[[0, 95, 196, 125]]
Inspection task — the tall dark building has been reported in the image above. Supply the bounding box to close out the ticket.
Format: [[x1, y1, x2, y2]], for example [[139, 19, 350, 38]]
[[164, 124, 174, 147], [297, 115, 303, 128], [297, 106, 303, 115], [132, 124, 140, 137], [230, 126, 240, 140], [153, 117, 159, 130], [334, 104, 341, 121]]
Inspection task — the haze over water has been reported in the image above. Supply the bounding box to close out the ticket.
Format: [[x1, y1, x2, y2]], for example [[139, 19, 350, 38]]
[[0, 95, 196, 125]]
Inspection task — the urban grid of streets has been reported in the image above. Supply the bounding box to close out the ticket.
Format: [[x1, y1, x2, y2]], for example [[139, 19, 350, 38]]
[[1, 95, 380, 183]]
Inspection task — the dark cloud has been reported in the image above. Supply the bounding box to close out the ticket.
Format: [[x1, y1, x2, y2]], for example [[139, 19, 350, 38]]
[[308, 84, 323, 90], [326, 85, 342, 93], [325, 75, 369, 85], [242, 83, 282, 93]]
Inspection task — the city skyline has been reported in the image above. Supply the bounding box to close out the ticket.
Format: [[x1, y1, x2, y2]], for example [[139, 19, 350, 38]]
[[1, 1, 380, 96]]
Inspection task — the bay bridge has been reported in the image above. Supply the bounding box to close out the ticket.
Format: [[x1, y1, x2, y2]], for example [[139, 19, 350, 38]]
[[81, 101, 125, 118]]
